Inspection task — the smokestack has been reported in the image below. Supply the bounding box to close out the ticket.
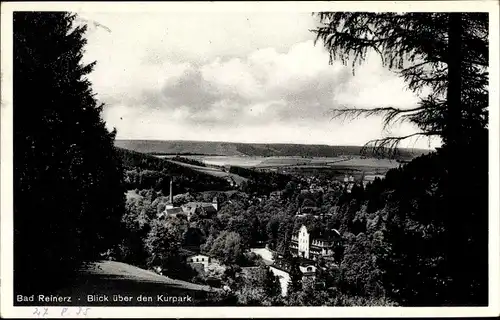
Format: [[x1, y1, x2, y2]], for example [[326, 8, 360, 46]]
[[169, 177, 173, 204]]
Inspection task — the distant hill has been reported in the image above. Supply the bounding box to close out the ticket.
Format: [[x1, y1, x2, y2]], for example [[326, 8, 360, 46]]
[[115, 139, 430, 160]]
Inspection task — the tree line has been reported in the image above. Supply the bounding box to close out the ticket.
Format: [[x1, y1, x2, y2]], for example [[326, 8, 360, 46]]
[[171, 155, 207, 167], [229, 166, 292, 195], [119, 148, 231, 194]]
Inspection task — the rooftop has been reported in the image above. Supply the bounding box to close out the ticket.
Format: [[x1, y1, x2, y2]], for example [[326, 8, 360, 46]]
[[272, 256, 317, 272], [165, 207, 184, 215], [195, 206, 217, 215]]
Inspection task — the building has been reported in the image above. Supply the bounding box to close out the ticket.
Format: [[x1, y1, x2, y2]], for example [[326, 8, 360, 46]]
[[290, 225, 340, 261], [299, 264, 317, 275], [186, 253, 221, 273], [163, 207, 185, 217], [157, 178, 185, 219], [181, 198, 218, 220], [159, 178, 218, 220], [363, 174, 386, 183], [269, 190, 284, 201], [269, 257, 317, 297], [295, 206, 320, 217], [342, 174, 356, 193], [226, 176, 238, 187]]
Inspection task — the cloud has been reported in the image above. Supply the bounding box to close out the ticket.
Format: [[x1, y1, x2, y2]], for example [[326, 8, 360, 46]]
[[81, 12, 439, 149]]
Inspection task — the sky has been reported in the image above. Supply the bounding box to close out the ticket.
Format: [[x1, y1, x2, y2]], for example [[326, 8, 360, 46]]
[[78, 11, 441, 149]]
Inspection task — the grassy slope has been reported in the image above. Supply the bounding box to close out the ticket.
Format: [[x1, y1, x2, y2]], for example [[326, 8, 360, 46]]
[[80, 261, 212, 291], [43, 261, 217, 306]]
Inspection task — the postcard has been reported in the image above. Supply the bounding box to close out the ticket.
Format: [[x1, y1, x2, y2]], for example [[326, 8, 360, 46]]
[[1, 1, 499, 318]]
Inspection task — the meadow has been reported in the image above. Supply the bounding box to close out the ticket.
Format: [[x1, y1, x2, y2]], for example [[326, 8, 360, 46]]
[[121, 139, 411, 182], [155, 155, 399, 184], [158, 155, 398, 170]]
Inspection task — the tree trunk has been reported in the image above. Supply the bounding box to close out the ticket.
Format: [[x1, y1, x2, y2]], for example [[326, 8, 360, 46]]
[[447, 13, 463, 147], [445, 12, 465, 305]]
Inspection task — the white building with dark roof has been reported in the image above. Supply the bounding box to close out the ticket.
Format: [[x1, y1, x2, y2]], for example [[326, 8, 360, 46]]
[[290, 225, 340, 260], [186, 253, 221, 273]]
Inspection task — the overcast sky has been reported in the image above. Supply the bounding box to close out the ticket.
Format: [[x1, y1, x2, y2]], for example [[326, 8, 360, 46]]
[[78, 11, 441, 149]]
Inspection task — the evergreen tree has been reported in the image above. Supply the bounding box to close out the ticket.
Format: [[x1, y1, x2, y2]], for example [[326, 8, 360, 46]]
[[313, 12, 487, 154], [312, 12, 488, 305], [13, 12, 126, 293], [288, 257, 303, 294], [263, 268, 281, 298]]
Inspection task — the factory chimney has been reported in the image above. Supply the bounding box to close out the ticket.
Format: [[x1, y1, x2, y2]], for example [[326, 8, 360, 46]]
[[169, 177, 174, 204]]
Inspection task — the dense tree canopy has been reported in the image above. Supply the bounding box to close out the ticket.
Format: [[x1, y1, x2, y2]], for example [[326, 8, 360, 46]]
[[201, 231, 246, 266], [144, 217, 195, 280], [119, 148, 232, 194], [13, 12, 126, 293]]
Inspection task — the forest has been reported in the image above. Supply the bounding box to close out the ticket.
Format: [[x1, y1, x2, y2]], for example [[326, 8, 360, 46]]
[[119, 148, 231, 194], [229, 166, 293, 195], [12, 11, 489, 307]]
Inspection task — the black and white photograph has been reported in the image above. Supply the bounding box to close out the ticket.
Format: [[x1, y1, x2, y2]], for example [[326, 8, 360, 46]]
[[1, 1, 499, 318]]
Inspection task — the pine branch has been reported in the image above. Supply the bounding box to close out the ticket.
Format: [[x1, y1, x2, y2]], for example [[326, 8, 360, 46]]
[[330, 106, 429, 130], [361, 131, 441, 158]]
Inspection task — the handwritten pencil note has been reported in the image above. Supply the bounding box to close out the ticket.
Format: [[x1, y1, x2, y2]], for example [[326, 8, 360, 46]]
[[32, 307, 91, 317]]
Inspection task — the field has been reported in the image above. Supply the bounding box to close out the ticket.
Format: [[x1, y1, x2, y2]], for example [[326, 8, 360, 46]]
[[159, 155, 398, 172], [157, 155, 397, 168], [159, 155, 265, 167], [115, 139, 430, 160], [152, 155, 399, 184], [166, 159, 249, 185], [116, 139, 415, 181], [201, 156, 264, 167]]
